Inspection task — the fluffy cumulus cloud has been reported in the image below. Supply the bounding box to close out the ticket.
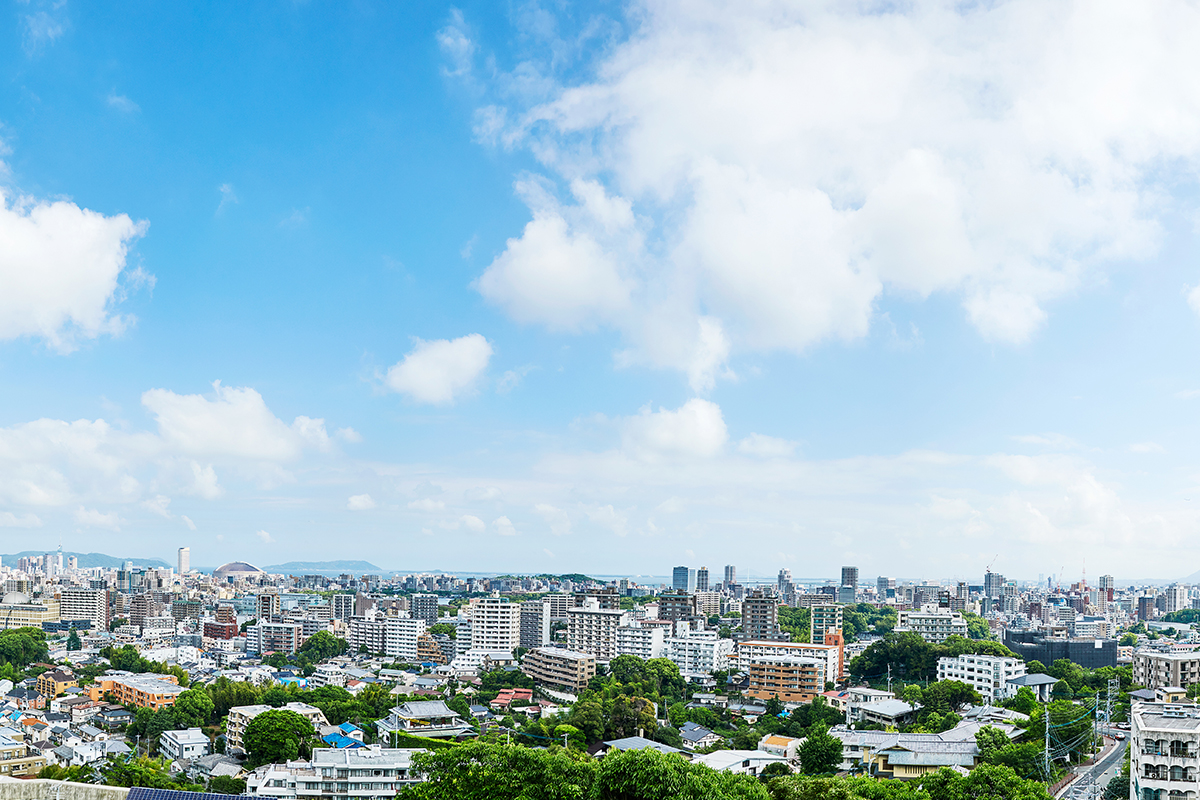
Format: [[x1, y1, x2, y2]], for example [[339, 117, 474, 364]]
[[385, 334, 493, 404], [621, 399, 728, 459], [0, 189, 149, 351], [0, 381, 343, 528], [471, 0, 1200, 384]]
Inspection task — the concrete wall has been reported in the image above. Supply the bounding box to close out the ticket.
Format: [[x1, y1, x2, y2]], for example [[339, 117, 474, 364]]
[[0, 779, 129, 800]]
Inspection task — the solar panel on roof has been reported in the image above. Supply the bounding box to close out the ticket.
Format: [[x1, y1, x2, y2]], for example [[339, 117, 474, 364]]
[[128, 787, 245, 800]]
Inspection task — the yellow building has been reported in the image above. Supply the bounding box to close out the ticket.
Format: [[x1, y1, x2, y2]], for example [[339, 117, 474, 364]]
[[35, 668, 78, 698], [90, 672, 183, 709], [0, 594, 59, 629]]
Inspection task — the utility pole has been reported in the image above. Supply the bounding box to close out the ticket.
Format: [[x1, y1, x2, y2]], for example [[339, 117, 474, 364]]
[[886, 664, 891, 695], [1044, 699, 1051, 781], [563, 732, 569, 749]]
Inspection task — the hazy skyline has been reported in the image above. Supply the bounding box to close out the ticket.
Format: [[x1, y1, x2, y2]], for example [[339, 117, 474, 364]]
[[4, 2, 1200, 578]]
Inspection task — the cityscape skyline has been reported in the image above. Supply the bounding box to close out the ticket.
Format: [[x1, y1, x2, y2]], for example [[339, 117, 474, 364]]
[[6, 4, 1200, 576]]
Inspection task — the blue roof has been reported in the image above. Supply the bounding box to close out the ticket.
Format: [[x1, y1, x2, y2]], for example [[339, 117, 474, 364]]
[[321, 733, 364, 749], [338, 722, 361, 733], [128, 788, 245, 800]]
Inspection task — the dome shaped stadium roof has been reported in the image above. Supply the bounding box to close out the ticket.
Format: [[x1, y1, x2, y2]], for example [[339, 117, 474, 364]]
[[1, 592, 30, 605], [213, 561, 265, 580]]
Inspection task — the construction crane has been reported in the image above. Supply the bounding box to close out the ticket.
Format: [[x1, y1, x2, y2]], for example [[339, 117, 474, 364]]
[[984, 554, 998, 574]]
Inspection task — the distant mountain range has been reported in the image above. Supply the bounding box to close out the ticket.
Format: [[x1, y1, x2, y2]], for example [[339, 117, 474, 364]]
[[262, 560, 385, 574], [0, 551, 171, 569]]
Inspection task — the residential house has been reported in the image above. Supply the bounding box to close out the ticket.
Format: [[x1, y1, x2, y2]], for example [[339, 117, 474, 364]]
[[680, 721, 723, 751]]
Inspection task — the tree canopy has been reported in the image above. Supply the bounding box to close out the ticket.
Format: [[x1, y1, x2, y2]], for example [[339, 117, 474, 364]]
[[243, 709, 317, 767]]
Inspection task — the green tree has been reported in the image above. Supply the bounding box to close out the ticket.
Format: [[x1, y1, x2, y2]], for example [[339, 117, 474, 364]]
[[243, 709, 316, 767], [593, 747, 771, 799], [174, 687, 216, 727], [976, 725, 1011, 761], [0, 627, 49, 667], [428, 623, 457, 639], [797, 725, 842, 775], [401, 741, 597, 800], [65, 629, 82, 651], [297, 631, 349, 662], [1006, 686, 1038, 716], [1119, 633, 1138, 647], [208, 776, 247, 795]]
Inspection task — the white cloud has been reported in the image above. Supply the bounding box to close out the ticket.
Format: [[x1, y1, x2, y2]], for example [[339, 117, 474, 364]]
[[467, 486, 502, 501], [534, 503, 572, 536], [347, 494, 376, 511], [142, 381, 314, 461], [384, 334, 493, 404], [181, 515, 196, 531], [23, 9, 65, 55], [493, 516, 517, 536], [336, 427, 362, 443], [472, 0, 1196, 380], [408, 498, 445, 512], [256, 529, 275, 544], [621, 399, 727, 459], [477, 179, 638, 332], [737, 433, 796, 458], [586, 504, 627, 537], [0, 512, 42, 528], [74, 506, 120, 530], [461, 514, 486, 532], [437, 9, 476, 78], [217, 184, 238, 215], [0, 189, 148, 351], [142, 495, 172, 518], [1130, 442, 1165, 453], [497, 365, 537, 394], [106, 92, 139, 113]]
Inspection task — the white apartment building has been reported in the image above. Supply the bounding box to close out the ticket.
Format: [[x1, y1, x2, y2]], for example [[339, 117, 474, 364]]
[[245, 745, 425, 799], [616, 625, 667, 660], [936, 654, 1027, 703], [1131, 702, 1200, 800], [737, 640, 841, 684], [1166, 585, 1191, 616], [667, 630, 735, 677], [1134, 651, 1200, 691], [567, 599, 630, 660], [159, 727, 209, 761], [896, 605, 969, 643], [468, 595, 521, 653], [694, 592, 722, 617], [59, 587, 107, 630], [383, 617, 427, 662], [1074, 619, 1110, 639]]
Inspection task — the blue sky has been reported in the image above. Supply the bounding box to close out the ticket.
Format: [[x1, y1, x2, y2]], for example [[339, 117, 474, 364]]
[[4, 0, 1200, 581]]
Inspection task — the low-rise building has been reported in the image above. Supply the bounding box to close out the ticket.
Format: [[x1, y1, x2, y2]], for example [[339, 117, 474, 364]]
[[521, 647, 596, 693], [245, 745, 425, 799], [896, 606, 968, 643], [745, 655, 824, 703], [36, 669, 77, 699], [375, 701, 473, 740], [737, 641, 841, 686], [90, 672, 183, 710], [936, 654, 1026, 703], [1131, 702, 1200, 800], [159, 728, 211, 761], [0, 734, 47, 777], [1134, 651, 1200, 691], [829, 727, 979, 779]]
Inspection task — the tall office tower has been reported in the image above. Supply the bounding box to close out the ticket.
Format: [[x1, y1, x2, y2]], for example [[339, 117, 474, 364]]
[[984, 571, 1005, 599], [410, 594, 439, 625], [672, 566, 691, 592], [877, 576, 896, 599], [724, 565, 737, 586], [44, 554, 57, 579], [256, 590, 281, 621], [696, 567, 709, 593], [1099, 575, 1116, 601], [777, 569, 792, 595], [177, 547, 190, 575], [66, 556, 78, 571], [841, 566, 859, 592]]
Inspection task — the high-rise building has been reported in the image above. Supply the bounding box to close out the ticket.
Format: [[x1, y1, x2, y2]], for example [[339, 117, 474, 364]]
[[777, 569, 792, 596], [468, 595, 521, 652], [257, 590, 281, 621], [696, 567, 709, 593], [332, 594, 355, 621], [841, 566, 858, 592], [877, 576, 896, 599], [177, 547, 190, 575], [519, 600, 552, 649], [738, 590, 787, 642], [810, 604, 843, 644], [59, 587, 107, 630], [724, 565, 736, 586], [1099, 575, 1116, 602], [1167, 585, 1190, 615], [672, 566, 691, 593], [410, 594, 439, 626], [984, 571, 1005, 599]]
